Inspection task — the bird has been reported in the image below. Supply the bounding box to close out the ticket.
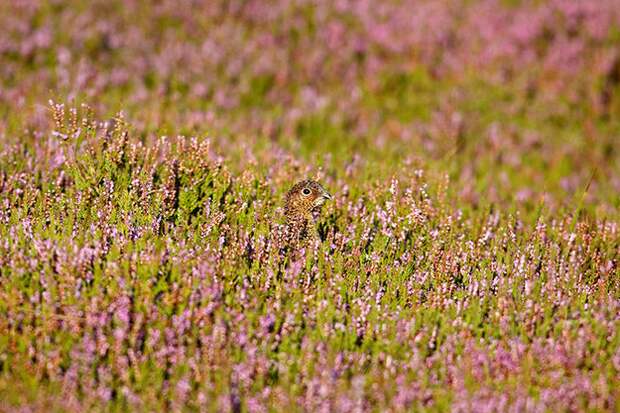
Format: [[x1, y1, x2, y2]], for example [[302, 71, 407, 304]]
[[283, 179, 332, 245]]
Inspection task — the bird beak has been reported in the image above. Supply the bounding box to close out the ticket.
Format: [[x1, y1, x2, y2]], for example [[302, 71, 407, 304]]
[[313, 188, 332, 208]]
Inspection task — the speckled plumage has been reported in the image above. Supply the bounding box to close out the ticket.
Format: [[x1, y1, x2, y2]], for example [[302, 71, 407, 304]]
[[283, 179, 332, 245]]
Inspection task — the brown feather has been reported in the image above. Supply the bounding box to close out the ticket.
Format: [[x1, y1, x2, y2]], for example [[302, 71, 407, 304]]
[[283, 179, 331, 245]]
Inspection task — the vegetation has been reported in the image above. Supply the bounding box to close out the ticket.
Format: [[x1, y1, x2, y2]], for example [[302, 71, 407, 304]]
[[0, 0, 619, 411]]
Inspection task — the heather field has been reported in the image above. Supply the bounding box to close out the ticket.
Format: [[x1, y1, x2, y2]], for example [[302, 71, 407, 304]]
[[1, 1, 620, 412]]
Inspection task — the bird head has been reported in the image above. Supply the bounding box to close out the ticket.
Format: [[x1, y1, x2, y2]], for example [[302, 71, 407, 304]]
[[284, 180, 332, 222]]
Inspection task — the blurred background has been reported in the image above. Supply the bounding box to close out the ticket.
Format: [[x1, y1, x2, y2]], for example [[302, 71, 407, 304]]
[[1, 0, 619, 214]]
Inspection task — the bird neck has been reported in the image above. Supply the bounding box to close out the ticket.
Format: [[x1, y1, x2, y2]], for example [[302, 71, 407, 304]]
[[286, 214, 310, 227]]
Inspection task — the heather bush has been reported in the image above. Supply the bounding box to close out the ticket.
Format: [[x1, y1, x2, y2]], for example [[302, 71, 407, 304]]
[[0, 1, 619, 412]]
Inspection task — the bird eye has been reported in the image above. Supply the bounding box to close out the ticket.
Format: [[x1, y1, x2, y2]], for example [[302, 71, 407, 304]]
[[302, 188, 312, 196]]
